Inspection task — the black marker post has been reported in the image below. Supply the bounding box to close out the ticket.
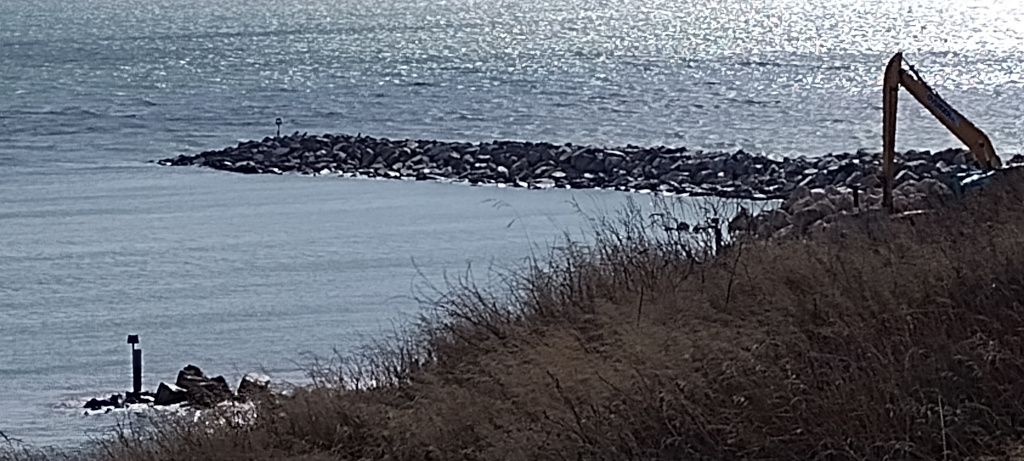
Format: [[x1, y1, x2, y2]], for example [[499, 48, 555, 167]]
[[127, 335, 142, 394]]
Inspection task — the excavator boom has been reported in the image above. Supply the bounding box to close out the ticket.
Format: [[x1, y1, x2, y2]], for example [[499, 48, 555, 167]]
[[882, 52, 1000, 211]]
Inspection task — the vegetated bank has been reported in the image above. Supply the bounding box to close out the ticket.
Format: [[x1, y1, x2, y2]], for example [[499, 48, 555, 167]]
[[12, 165, 1019, 461]]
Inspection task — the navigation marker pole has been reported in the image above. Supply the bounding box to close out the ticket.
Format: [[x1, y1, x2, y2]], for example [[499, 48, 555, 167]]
[[275, 118, 282, 138], [127, 335, 142, 394]]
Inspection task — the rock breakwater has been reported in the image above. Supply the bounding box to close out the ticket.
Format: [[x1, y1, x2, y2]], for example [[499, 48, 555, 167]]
[[158, 133, 987, 200], [728, 176, 963, 239], [82, 365, 271, 415]]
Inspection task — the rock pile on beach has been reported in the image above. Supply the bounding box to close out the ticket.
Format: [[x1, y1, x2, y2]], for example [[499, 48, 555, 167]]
[[158, 132, 987, 200], [727, 176, 962, 239], [83, 365, 271, 414]]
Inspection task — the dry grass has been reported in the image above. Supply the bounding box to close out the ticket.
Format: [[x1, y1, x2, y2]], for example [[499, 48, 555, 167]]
[[11, 169, 1024, 461], [0, 433, 73, 461]]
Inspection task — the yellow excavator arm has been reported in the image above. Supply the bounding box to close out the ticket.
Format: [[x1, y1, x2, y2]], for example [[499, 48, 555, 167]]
[[882, 52, 1001, 211]]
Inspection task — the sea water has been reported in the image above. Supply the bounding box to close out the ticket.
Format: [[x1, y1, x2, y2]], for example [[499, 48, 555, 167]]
[[1, 0, 1022, 446]]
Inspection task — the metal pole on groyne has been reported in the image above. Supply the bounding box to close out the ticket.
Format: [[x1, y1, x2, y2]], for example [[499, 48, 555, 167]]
[[127, 335, 142, 393]]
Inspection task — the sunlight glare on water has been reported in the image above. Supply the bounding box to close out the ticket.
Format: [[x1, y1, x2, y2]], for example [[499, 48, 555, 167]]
[[0, 0, 1022, 446]]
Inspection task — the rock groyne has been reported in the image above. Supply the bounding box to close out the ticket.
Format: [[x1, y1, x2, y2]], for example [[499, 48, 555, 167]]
[[158, 133, 986, 200], [727, 177, 964, 240], [82, 364, 271, 414]]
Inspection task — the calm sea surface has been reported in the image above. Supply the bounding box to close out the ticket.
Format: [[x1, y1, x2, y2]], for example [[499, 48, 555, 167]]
[[1, 0, 1022, 446]]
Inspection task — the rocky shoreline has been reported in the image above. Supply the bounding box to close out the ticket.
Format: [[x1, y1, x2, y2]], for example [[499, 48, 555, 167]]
[[158, 132, 990, 200], [83, 365, 270, 414]]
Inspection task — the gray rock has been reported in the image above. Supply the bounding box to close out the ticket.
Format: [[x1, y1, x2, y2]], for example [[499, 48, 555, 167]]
[[789, 206, 825, 229], [186, 376, 232, 407], [809, 219, 829, 234], [915, 178, 941, 195], [530, 178, 556, 189], [176, 364, 207, 390], [931, 181, 953, 198], [896, 181, 918, 196], [845, 171, 863, 187], [534, 165, 554, 178], [831, 192, 855, 212], [174, 364, 234, 407], [154, 382, 188, 406], [728, 207, 754, 234], [84, 394, 122, 411], [860, 174, 881, 189], [237, 373, 271, 399], [774, 225, 797, 239], [766, 209, 790, 230], [783, 186, 811, 210], [893, 196, 912, 213], [789, 196, 815, 214], [796, 175, 816, 188], [814, 199, 837, 218]]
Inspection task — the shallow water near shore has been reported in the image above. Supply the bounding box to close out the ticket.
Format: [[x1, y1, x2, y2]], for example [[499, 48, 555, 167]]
[[0, 163, 638, 445], [2, 0, 1024, 446]]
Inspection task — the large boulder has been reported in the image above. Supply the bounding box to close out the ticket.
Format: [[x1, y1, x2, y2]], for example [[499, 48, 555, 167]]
[[782, 186, 811, 210], [174, 364, 233, 407], [764, 209, 791, 231], [176, 364, 207, 390], [186, 376, 232, 407], [727, 207, 755, 234], [154, 382, 188, 406], [237, 373, 272, 400], [789, 206, 825, 229], [84, 394, 122, 411], [124, 391, 155, 405]]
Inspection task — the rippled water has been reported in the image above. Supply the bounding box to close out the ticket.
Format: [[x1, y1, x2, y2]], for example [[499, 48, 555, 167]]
[[0, 163, 619, 446], [1, 0, 1022, 446], [4, 0, 1024, 158]]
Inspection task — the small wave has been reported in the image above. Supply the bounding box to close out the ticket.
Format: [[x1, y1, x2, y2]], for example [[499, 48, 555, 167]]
[[454, 113, 486, 121], [736, 60, 779, 68], [52, 107, 103, 117], [11, 107, 104, 118], [724, 97, 781, 106], [133, 98, 160, 107]]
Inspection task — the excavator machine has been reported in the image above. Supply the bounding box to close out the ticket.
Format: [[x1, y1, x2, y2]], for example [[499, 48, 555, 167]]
[[882, 52, 1001, 212]]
